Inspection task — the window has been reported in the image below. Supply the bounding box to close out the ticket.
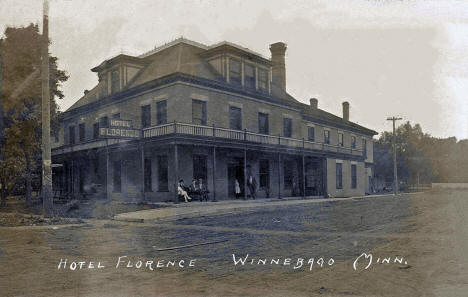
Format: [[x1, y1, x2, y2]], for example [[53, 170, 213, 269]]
[[284, 160, 294, 190], [351, 136, 356, 149], [244, 63, 255, 89], [351, 164, 357, 189], [69, 126, 75, 145], [193, 155, 207, 182], [144, 158, 152, 192], [338, 133, 344, 147], [258, 113, 269, 134], [111, 70, 120, 94], [93, 123, 99, 139], [336, 163, 343, 189], [283, 118, 292, 137], [157, 155, 169, 191], [229, 58, 241, 86], [141, 104, 151, 128], [324, 130, 330, 144], [259, 159, 269, 189], [192, 99, 206, 125], [229, 106, 242, 130], [99, 116, 109, 128], [308, 127, 315, 141], [79, 123, 85, 142], [54, 132, 59, 143], [362, 138, 367, 157], [156, 100, 167, 125], [113, 160, 121, 193], [112, 113, 120, 119], [258, 68, 268, 91]]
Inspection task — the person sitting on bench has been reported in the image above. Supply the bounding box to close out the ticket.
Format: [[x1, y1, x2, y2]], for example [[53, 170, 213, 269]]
[[178, 179, 192, 203], [189, 179, 201, 201]]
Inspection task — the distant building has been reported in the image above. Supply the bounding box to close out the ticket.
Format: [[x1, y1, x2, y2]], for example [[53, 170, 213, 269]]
[[52, 38, 377, 202]]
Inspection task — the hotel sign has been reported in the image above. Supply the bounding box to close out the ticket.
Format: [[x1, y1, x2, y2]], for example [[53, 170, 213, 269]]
[[109, 119, 132, 128], [99, 118, 141, 139], [99, 127, 141, 139]]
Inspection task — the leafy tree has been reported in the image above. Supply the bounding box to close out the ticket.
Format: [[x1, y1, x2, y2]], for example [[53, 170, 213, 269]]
[[0, 23, 68, 206]]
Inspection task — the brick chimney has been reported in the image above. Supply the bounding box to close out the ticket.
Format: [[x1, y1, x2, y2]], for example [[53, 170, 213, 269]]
[[310, 98, 318, 110], [342, 101, 350, 121], [270, 42, 287, 91]]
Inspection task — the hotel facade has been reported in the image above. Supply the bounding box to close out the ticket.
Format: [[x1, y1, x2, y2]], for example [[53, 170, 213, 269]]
[[51, 38, 377, 202]]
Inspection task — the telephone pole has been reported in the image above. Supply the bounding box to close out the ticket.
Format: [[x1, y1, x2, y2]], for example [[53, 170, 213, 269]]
[[41, 0, 53, 213], [387, 116, 402, 195]]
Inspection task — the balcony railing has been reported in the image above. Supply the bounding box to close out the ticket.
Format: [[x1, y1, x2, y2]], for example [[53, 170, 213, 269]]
[[143, 122, 364, 156]]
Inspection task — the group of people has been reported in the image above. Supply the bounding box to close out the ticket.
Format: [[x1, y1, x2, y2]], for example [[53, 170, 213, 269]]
[[177, 178, 209, 203], [235, 172, 257, 199]]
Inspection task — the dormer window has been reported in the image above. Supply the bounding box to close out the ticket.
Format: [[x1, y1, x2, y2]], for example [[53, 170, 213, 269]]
[[111, 70, 120, 94], [229, 58, 241, 86], [258, 68, 268, 91], [244, 63, 255, 89]]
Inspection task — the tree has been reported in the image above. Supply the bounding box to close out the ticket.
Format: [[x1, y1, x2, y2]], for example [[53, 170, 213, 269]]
[[0, 23, 68, 206]]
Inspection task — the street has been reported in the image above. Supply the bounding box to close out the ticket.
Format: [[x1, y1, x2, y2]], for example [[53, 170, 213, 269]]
[[0, 191, 466, 296]]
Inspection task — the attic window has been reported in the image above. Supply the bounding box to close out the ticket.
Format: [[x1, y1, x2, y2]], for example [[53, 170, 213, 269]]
[[229, 58, 241, 86], [111, 70, 120, 94]]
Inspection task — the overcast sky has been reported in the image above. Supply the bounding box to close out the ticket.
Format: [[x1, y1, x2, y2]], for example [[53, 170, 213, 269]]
[[1, 0, 468, 139]]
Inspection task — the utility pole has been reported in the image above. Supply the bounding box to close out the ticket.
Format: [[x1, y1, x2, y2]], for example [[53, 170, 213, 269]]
[[387, 116, 402, 195], [41, 0, 53, 213]]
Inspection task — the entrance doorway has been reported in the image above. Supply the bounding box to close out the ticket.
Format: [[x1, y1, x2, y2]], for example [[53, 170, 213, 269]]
[[227, 158, 244, 199], [305, 158, 324, 196]]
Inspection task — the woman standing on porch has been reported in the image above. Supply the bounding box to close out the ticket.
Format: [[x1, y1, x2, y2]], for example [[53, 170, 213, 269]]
[[235, 179, 241, 199]]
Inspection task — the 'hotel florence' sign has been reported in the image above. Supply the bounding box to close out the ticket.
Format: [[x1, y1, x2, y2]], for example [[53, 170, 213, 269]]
[[99, 119, 141, 139]]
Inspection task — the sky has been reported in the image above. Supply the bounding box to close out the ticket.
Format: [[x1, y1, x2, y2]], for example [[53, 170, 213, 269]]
[[1, 0, 467, 140]]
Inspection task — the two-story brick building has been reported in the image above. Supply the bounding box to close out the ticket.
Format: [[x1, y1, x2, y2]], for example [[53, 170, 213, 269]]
[[51, 38, 377, 202]]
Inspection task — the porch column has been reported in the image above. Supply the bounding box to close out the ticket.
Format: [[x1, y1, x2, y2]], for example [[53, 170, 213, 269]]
[[212, 146, 217, 201], [302, 154, 306, 199], [140, 143, 145, 202], [174, 143, 179, 203], [278, 152, 282, 199], [243, 149, 247, 200], [106, 146, 110, 199]]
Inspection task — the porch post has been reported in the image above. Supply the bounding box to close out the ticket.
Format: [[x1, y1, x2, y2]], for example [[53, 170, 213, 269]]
[[302, 138, 306, 199], [174, 143, 179, 203], [243, 149, 247, 200], [212, 146, 217, 201], [106, 146, 110, 199], [278, 152, 282, 199], [140, 143, 145, 202]]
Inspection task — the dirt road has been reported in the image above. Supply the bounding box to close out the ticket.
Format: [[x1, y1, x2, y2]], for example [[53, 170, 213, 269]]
[[0, 190, 466, 296]]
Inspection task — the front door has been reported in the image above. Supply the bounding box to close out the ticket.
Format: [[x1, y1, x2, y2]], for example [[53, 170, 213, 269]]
[[305, 158, 323, 196]]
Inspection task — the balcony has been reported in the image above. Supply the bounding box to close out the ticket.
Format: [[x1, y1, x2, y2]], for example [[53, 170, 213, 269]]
[[144, 122, 364, 157]]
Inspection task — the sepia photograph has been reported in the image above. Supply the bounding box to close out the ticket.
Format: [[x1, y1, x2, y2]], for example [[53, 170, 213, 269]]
[[0, 0, 467, 296]]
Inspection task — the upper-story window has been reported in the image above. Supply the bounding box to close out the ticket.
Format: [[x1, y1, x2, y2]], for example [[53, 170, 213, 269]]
[[229, 106, 242, 130], [141, 104, 151, 128], [338, 132, 344, 147], [308, 127, 315, 141], [79, 123, 85, 142], [258, 68, 268, 91], [99, 116, 109, 128], [93, 123, 99, 139], [362, 138, 367, 157], [229, 58, 241, 86], [192, 99, 206, 125], [111, 70, 120, 94], [156, 100, 167, 125], [69, 126, 75, 145], [258, 112, 269, 134], [283, 118, 292, 138], [244, 63, 255, 89], [324, 130, 330, 144], [351, 136, 356, 148]]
